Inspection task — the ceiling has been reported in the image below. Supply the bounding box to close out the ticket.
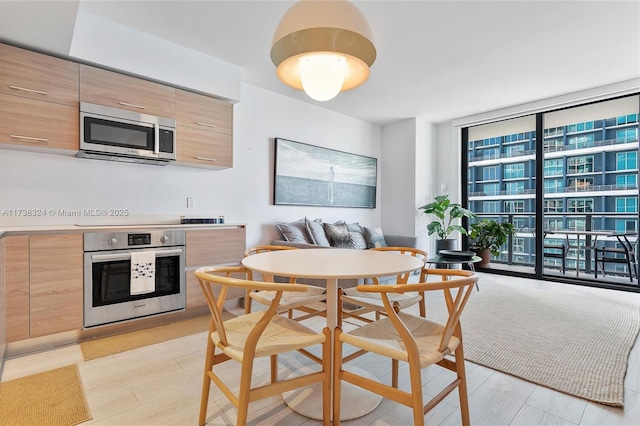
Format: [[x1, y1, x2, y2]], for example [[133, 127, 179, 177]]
[[0, 1, 638, 126]]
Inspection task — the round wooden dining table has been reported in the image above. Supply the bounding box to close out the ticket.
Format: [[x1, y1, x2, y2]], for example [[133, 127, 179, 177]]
[[242, 248, 425, 421]]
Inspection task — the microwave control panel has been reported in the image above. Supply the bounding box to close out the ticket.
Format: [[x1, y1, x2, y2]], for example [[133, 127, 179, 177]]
[[159, 129, 174, 153]]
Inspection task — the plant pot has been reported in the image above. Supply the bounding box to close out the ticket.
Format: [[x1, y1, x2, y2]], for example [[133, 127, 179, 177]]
[[434, 239, 457, 268], [472, 248, 491, 267], [435, 238, 457, 256]]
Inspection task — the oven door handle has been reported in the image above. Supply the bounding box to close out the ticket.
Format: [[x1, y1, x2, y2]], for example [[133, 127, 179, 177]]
[[91, 249, 183, 262]]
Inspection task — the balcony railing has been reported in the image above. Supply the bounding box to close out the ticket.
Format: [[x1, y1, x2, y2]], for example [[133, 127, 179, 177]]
[[468, 137, 638, 163], [469, 184, 638, 198], [468, 212, 639, 287]]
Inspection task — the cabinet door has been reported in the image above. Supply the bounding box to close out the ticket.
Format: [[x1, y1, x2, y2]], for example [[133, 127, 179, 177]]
[[0, 93, 79, 151], [0, 238, 4, 357], [185, 228, 246, 309], [186, 228, 246, 267], [5, 236, 30, 342], [176, 89, 233, 135], [29, 234, 83, 338], [79, 65, 176, 118], [176, 125, 233, 169], [0, 43, 79, 106], [186, 273, 207, 309]]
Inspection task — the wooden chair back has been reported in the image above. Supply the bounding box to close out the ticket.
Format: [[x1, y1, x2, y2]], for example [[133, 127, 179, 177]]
[[359, 268, 478, 354], [243, 245, 298, 283], [195, 265, 307, 342], [371, 246, 427, 284]]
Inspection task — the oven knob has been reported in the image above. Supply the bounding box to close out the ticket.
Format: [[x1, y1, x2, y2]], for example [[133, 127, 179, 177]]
[[108, 237, 118, 246], [160, 236, 170, 244]]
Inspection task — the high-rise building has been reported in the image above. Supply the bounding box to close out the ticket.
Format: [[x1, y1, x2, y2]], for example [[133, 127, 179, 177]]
[[464, 95, 639, 283]]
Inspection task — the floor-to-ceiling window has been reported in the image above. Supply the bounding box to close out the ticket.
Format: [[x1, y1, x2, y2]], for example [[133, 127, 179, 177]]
[[463, 94, 639, 291]]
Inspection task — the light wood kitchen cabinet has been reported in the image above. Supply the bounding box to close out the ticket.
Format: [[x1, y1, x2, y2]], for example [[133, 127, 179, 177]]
[[0, 237, 5, 360], [175, 89, 233, 169], [0, 43, 79, 106], [175, 125, 232, 169], [185, 227, 246, 309], [0, 93, 79, 151], [29, 234, 83, 338], [176, 89, 232, 135], [79, 64, 176, 118], [4, 236, 29, 343]]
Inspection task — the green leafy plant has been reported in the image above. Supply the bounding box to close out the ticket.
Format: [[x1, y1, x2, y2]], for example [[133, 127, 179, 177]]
[[419, 195, 476, 239], [469, 220, 516, 257]]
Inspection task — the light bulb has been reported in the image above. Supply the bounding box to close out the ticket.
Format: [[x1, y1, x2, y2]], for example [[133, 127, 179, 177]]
[[298, 54, 347, 101]]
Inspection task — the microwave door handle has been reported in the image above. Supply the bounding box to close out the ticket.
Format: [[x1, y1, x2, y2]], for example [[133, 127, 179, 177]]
[[91, 249, 183, 262], [154, 125, 160, 154]]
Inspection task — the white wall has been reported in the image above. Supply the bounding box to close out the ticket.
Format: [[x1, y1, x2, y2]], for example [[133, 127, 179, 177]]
[[380, 119, 416, 237], [378, 118, 440, 255], [0, 83, 382, 248]]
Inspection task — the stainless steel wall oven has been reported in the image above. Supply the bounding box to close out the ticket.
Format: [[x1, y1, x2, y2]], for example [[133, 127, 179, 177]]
[[83, 230, 186, 328]]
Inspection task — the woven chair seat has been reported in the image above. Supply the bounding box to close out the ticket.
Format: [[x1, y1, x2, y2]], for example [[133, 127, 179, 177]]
[[212, 311, 326, 362], [248, 285, 326, 311], [340, 311, 460, 368], [342, 287, 422, 311]]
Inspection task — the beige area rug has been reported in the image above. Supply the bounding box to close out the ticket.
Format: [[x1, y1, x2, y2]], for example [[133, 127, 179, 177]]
[[424, 280, 640, 407], [0, 364, 92, 426], [80, 314, 213, 361]]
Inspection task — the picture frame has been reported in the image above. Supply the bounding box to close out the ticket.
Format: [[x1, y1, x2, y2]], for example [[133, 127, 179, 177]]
[[274, 138, 377, 208]]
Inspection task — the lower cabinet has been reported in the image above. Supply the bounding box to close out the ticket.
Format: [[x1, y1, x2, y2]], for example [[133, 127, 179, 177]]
[[0, 238, 5, 361], [4, 236, 29, 342], [3, 234, 83, 341], [29, 234, 83, 338], [185, 227, 246, 309], [1, 227, 244, 344]]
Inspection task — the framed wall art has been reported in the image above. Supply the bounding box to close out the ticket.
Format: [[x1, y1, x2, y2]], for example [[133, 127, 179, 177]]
[[274, 138, 377, 208]]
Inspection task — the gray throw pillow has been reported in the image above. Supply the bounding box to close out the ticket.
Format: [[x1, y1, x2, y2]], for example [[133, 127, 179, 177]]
[[305, 218, 331, 246], [323, 222, 351, 248], [346, 222, 365, 233], [349, 231, 368, 250], [364, 226, 388, 248], [276, 219, 313, 244]]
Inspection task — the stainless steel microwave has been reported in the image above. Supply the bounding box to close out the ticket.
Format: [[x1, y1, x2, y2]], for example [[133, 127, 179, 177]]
[[77, 102, 176, 165]]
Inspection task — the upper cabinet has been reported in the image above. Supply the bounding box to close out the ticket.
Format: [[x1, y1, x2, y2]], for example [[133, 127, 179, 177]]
[[176, 89, 232, 135], [0, 43, 79, 106], [0, 94, 79, 151], [175, 89, 233, 169], [0, 44, 79, 151], [79, 64, 176, 118], [0, 43, 235, 169]]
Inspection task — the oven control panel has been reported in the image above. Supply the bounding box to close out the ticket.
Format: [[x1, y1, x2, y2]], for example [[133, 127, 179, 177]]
[[128, 233, 151, 246], [84, 229, 186, 251]]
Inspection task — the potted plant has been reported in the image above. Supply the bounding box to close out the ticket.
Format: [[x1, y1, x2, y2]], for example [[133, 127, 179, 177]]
[[469, 220, 516, 266], [419, 195, 476, 254]]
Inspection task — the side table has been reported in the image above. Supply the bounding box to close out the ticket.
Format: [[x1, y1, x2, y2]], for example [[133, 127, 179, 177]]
[[426, 256, 482, 290]]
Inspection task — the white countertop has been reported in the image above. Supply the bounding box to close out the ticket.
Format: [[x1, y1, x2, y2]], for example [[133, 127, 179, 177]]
[[0, 222, 246, 238]]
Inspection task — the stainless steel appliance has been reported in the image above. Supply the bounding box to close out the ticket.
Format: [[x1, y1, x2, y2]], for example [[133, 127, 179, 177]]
[[77, 102, 176, 165], [83, 229, 186, 328]]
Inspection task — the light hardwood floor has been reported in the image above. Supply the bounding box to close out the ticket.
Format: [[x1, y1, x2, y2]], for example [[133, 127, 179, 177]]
[[2, 273, 639, 425]]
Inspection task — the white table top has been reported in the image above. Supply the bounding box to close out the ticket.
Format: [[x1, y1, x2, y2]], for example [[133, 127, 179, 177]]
[[241, 248, 425, 279]]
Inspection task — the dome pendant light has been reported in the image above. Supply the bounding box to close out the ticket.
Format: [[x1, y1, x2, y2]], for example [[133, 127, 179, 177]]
[[270, 0, 376, 102]]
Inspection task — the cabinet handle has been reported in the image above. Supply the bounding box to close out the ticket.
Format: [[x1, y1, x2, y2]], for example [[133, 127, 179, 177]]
[[195, 156, 217, 162], [195, 122, 217, 128], [118, 101, 146, 110], [9, 85, 48, 96], [10, 135, 49, 143]]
